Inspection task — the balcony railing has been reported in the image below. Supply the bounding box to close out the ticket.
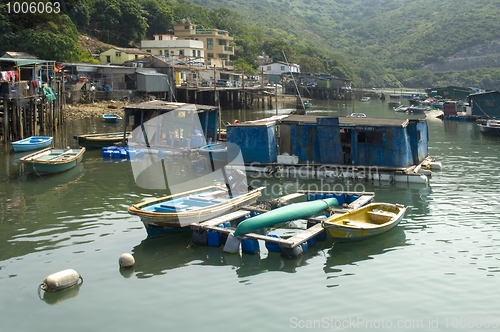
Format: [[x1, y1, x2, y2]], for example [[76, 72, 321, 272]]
[[195, 29, 215, 35]]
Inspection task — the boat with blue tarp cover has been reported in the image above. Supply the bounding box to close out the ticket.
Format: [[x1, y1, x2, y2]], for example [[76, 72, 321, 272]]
[[128, 186, 263, 237], [11, 136, 53, 152]]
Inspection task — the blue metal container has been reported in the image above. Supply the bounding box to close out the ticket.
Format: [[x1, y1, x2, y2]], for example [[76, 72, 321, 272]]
[[227, 122, 277, 163]]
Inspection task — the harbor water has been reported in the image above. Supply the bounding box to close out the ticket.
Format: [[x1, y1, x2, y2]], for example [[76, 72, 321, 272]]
[[1, 98, 500, 331]]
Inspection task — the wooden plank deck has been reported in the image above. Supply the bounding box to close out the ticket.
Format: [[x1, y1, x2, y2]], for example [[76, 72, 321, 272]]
[[190, 192, 376, 252]]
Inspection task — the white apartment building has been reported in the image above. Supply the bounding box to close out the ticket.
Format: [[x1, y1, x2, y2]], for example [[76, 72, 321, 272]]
[[141, 34, 204, 60]]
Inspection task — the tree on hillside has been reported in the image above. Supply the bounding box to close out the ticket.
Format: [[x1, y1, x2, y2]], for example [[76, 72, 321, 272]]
[[142, 0, 174, 38], [90, 0, 147, 46]]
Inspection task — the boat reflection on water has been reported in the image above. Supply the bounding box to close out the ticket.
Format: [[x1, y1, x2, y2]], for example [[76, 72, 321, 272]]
[[323, 226, 407, 285], [129, 232, 336, 279]]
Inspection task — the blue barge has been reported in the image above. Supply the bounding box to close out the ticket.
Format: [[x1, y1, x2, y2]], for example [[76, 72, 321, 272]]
[[225, 115, 440, 183]]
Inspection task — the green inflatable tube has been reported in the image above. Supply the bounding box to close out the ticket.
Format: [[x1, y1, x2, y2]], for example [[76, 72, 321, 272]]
[[234, 198, 338, 237]]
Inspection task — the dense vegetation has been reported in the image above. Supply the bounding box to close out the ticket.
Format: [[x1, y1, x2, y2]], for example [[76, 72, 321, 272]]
[[1, 0, 500, 89]]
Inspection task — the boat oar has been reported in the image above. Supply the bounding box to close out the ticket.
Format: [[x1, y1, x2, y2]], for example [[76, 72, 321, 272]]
[[233, 198, 338, 237]]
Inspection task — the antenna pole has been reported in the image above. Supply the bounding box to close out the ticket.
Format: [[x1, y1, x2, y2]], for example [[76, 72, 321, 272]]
[[282, 50, 304, 110]]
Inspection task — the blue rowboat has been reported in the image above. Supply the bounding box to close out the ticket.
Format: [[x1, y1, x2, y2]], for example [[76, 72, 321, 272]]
[[103, 114, 122, 123], [321, 203, 406, 242], [128, 186, 262, 237], [11, 136, 53, 152], [198, 142, 227, 162], [20, 147, 86, 174]]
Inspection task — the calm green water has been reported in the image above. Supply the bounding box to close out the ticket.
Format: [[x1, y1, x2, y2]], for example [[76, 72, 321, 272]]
[[1, 98, 500, 331]]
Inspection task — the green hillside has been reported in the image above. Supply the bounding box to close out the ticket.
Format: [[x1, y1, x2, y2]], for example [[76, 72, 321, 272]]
[[2, 0, 500, 89]]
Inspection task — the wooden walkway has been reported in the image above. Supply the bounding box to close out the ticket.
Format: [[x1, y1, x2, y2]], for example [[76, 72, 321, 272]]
[[190, 191, 375, 257]]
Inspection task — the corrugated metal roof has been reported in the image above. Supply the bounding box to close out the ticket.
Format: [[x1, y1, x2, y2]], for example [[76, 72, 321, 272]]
[[123, 100, 217, 112], [281, 115, 409, 127], [0, 58, 53, 66]]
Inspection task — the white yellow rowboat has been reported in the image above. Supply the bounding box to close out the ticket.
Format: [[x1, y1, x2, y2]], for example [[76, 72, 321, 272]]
[[321, 203, 406, 242]]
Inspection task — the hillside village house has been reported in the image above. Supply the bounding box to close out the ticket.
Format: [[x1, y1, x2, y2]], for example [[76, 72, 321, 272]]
[[100, 47, 149, 65], [140, 34, 204, 64], [259, 61, 300, 74], [173, 22, 234, 69]]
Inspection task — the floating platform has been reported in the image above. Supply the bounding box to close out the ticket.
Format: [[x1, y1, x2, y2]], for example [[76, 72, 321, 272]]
[[190, 190, 375, 257], [225, 156, 441, 184]]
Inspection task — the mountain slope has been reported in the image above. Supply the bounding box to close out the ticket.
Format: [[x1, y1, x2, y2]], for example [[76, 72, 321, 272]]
[[191, 0, 500, 70]]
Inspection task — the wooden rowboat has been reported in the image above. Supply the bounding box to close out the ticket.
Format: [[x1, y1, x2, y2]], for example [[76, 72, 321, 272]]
[[321, 203, 406, 242], [11, 136, 53, 152], [128, 186, 262, 237], [74, 132, 130, 149], [20, 147, 86, 174]]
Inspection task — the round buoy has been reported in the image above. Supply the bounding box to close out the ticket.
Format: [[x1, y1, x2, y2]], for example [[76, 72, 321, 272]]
[[39, 269, 83, 293], [119, 253, 135, 268]]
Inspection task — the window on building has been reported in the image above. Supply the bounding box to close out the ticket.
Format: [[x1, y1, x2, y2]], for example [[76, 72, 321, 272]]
[[159, 50, 162, 55], [208, 53, 213, 58], [146, 50, 151, 53], [135, 55, 138, 59], [185, 25, 189, 29], [159, 35, 163, 40], [179, 50, 184, 56], [192, 50, 196, 56], [165, 50, 168, 56], [207, 38, 213, 50], [115, 52, 121, 57], [281, 66, 285, 71], [267, 66, 271, 71], [197, 50, 200, 57], [357, 131, 383, 144], [417, 130, 422, 142], [218, 39, 226, 46], [106, 56, 111, 63]]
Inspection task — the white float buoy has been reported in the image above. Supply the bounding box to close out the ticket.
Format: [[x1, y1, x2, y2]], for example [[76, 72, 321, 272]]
[[39, 269, 83, 293], [119, 253, 135, 268]]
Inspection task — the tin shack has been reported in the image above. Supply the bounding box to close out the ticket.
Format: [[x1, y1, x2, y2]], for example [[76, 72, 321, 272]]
[[122, 100, 218, 150], [226, 115, 436, 183]]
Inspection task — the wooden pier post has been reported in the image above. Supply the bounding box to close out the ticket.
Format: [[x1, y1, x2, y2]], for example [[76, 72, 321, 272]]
[[3, 100, 8, 142]]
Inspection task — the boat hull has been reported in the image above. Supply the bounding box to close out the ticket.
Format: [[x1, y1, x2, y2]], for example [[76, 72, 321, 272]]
[[478, 122, 500, 136], [74, 132, 130, 149], [103, 114, 122, 123], [20, 147, 86, 174], [128, 186, 262, 237], [11, 136, 53, 152], [198, 143, 228, 162], [322, 203, 406, 242]]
